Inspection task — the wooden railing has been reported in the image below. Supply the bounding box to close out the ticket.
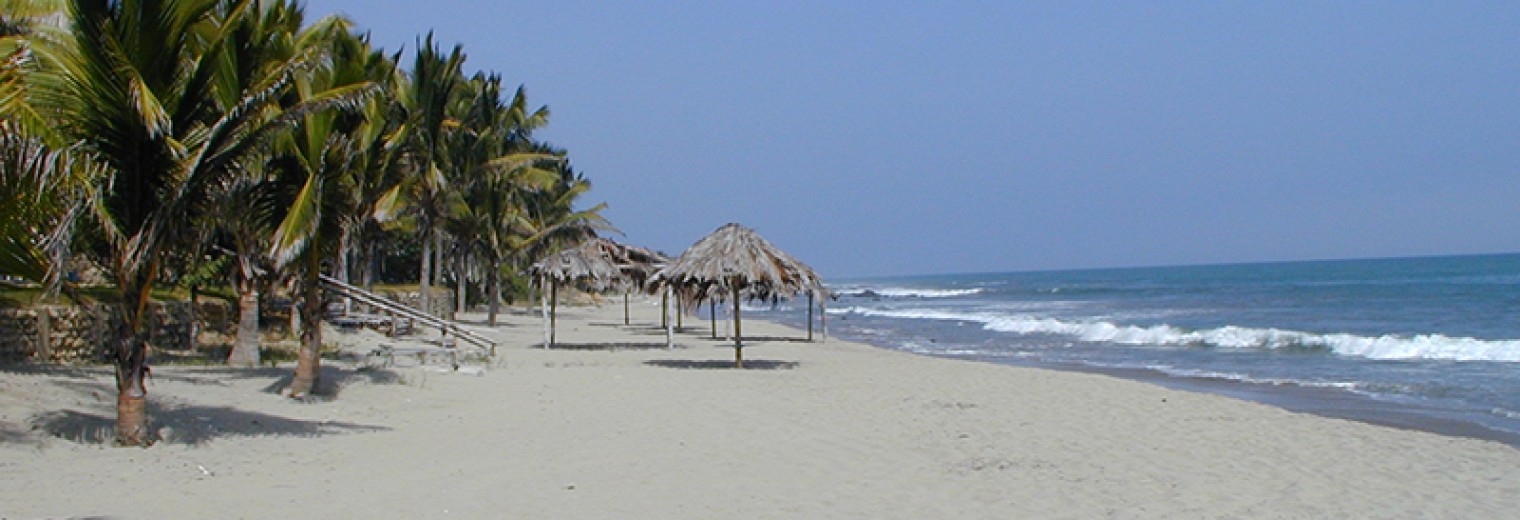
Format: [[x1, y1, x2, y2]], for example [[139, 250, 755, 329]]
[[318, 275, 497, 355]]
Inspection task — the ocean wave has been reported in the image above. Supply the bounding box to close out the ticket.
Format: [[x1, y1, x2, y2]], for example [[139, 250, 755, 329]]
[[833, 286, 985, 299], [831, 306, 1520, 363], [1096, 363, 1365, 390]]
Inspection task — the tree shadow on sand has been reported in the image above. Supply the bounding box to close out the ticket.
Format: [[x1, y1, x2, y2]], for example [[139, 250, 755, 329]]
[[546, 342, 684, 351], [27, 403, 389, 446], [644, 359, 799, 370], [5, 363, 400, 446], [698, 336, 815, 343], [256, 364, 406, 400]]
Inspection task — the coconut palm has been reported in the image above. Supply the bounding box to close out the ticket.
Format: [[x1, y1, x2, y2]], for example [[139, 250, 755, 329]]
[[390, 33, 466, 316], [26, 0, 359, 444], [440, 75, 560, 325], [266, 22, 382, 398], [1, 1, 79, 286]]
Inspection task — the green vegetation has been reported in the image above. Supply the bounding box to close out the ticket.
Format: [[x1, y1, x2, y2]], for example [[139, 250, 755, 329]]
[[0, 0, 610, 445]]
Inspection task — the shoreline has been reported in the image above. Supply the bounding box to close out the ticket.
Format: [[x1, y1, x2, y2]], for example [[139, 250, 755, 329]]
[[775, 316, 1520, 449], [1028, 359, 1520, 449], [4, 300, 1519, 518]]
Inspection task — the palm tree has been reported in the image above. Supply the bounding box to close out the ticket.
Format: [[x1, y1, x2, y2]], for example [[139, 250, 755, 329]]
[[440, 75, 544, 323], [392, 33, 466, 316], [199, 0, 304, 368], [28, 0, 348, 445], [1, 1, 79, 287], [266, 21, 381, 398]]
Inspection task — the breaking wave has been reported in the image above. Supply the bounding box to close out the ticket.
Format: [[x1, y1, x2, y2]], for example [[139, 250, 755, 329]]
[[831, 306, 1520, 362], [833, 286, 985, 299]]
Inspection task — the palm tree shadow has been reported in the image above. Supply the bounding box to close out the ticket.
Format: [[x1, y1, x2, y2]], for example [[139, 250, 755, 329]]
[[14, 364, 397, 446], [701, 336, 814, 343], [0, 364, 111, 380], [547, 342, 683, 351], [644, 359, 799, 370], [258, 364, 405, 400], [28, 403, 389, 446]]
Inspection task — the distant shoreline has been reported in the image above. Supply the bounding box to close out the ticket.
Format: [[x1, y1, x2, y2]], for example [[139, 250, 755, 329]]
[[808, 323, 1520, 449]]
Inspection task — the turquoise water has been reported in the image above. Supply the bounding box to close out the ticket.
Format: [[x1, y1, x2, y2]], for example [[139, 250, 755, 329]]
[[761, 253, 1520, 441]]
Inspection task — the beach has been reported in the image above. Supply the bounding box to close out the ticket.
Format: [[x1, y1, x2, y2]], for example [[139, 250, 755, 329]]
[[3, 299, 1518, 518]]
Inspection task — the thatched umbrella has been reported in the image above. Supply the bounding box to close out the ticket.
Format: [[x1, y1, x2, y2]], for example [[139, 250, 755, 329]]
[[602, 240, 668, 326], [528, 240, 622, 348], [653, 223, 826, 367]]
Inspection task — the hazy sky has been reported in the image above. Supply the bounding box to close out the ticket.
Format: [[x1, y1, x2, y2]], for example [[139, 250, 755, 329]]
[[306, 1, 1520, 277]]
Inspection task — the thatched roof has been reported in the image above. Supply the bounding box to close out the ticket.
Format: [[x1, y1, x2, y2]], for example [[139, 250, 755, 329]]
[[653, 223, 825, 300], [601, 239, 669, 290], [529, 237, 669, 292], [528, 239, 622, 292]]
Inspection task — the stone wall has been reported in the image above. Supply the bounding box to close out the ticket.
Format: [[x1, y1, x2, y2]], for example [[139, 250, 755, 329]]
[[0, 301, 232, 364]]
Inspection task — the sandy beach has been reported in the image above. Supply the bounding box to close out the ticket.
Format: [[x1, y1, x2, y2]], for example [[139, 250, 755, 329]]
[[3, 299, 1519, 519]]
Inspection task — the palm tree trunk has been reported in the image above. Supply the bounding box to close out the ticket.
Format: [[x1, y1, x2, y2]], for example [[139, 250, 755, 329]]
[[455, 251, 467, 318], [487, 267, 501, 327], [287, 276, 301, 339], [419, 229, 432, 315], [227, 283, 261, 367], [289, 260, 323, 397], [114, 268, 156, 446], [434, 232, 443, 298]]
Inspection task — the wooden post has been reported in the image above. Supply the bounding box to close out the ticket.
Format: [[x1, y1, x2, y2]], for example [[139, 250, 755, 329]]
[[661, 290, 668, 328], [675, 292, 683, 330], [540, 275, 551, 349], [807, 292, 814, 342], [624, 292, 630, 325], [732, 283, 743, 368], [821, 299, 828, 342], [550, 280, 559, 347], [664, 286, 674, 349], [709, 298, 717, 339]]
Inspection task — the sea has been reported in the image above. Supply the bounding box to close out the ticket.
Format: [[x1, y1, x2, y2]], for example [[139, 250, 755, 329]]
[[750, 253, 1520, 446]]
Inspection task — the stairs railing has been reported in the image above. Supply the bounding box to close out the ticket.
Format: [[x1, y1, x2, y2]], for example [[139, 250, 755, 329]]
[[318, 274, 497, 355]]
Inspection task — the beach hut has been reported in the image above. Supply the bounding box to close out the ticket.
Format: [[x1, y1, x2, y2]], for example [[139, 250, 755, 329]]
[[653, 223, 826, 367], [528, 239, 622, 348], [605, 241, 668, 326]]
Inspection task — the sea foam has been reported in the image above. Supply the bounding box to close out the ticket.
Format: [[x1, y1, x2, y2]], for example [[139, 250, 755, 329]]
[[832, 286, 985, 298], [831, 306, 1520, 362]]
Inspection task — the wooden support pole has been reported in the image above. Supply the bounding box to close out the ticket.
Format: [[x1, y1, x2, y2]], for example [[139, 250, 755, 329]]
[[733, 284, 743, 368], [624, 292, 630, 325], [807, 292, 814, 342], [540, 275, 551, 349], [710, 298, 717, 339], [550, 281, 559, 347], [821, 299, 828, 342], [664, 286, 674, 350]]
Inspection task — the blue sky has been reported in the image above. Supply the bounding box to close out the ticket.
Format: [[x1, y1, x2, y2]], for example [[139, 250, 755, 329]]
[[307, 1, 1520, 277]]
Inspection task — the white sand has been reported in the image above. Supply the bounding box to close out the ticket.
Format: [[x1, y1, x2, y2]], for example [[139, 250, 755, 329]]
[[3, 299, 1519, 518]]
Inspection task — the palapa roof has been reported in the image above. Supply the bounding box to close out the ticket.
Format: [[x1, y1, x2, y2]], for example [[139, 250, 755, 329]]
[[653, 223, 825, 300], [529, 237, 668, 292], [528, 239, 623, 292]]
